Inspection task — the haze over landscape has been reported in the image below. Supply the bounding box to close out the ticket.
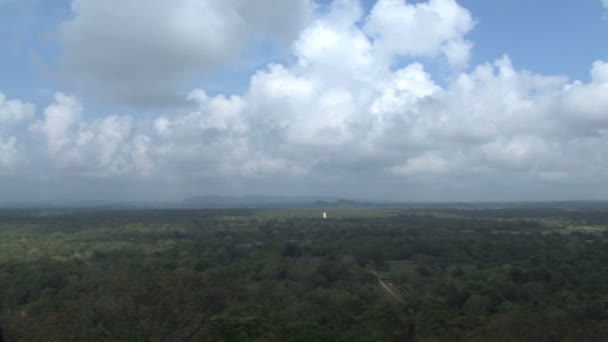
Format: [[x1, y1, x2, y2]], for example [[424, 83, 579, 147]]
[[1, 0, 608, 202]]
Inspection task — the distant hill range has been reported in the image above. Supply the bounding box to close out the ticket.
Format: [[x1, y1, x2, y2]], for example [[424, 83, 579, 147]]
[[181, 196, 608, 209], [182, 195, 368, 208], [3, 196, 608, 210], [0, 196, 370, 209]]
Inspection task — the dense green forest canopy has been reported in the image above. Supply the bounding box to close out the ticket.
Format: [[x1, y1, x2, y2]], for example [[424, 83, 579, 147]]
[[2, 207, 608, 341]]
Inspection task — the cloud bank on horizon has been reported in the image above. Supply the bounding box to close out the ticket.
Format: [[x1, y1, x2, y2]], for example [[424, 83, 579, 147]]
[[1, 0, 608, 202]]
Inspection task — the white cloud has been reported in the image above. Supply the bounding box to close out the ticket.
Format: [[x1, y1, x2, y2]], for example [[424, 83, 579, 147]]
[[59, 0, 314, 105], [364, 0, 475, 66], [0, 135, 18, 170], [0, 93, 35, 125], [391, 152, 450, 176], [33, 93, 82, 155], [0, 93, 35, 172], [370, 63, 440, 116], [32, 93, 152, 178], [479, 136, 550, 170], [561, 61, 608, 126], [5, 0, 608, 201]]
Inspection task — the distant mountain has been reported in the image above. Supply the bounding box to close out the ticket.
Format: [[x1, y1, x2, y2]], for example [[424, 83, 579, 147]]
[[0, 195, 371, 209], [4, 196, 608, 210], [182, 195, 360, 207], [0, 200, 179, 209], [335, 198, 358, 205]]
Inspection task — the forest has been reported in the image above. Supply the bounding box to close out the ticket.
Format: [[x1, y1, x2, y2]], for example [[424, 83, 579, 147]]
[[2, 206, 608, 341]]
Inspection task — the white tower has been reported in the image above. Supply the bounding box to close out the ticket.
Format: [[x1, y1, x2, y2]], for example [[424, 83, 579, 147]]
[[323, 212, 327, 219]]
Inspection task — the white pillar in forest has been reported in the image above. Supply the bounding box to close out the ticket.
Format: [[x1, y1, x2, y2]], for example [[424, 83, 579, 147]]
[[323, 212, 327, 219]]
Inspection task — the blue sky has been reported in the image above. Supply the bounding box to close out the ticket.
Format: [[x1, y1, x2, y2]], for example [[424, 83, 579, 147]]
[[0, 0, 65, 100], [461, 0, 608, 80], [1, 0, 608, 201]]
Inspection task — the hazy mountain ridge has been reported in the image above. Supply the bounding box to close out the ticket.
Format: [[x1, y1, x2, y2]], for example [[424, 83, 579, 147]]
[[2, 196, 608, 210], [182, 195, 367, 208]]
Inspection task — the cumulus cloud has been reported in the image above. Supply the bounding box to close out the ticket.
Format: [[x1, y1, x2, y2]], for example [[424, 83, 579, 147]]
[[0, 93, 35, 125], [364, 0, 475, 66], [32, 93, 152, 178], [391, 153, 450, 176], [33, 93, 82, 155], [0, 93, 35, 172], [58, 0, 314, 105], [0, 135, 18, 169], [4, 0, 608, 201], [561, 61, 608, 126]]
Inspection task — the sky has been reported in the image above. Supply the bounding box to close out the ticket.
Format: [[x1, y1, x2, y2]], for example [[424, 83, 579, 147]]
[[1, 0, 608, 202]]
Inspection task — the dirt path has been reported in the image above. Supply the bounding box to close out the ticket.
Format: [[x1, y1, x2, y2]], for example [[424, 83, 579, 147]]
[[368, 269, 403, 302]]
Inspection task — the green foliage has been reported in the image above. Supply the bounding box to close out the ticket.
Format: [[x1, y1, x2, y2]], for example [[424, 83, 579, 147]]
[[2, 207, 608, 340]]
